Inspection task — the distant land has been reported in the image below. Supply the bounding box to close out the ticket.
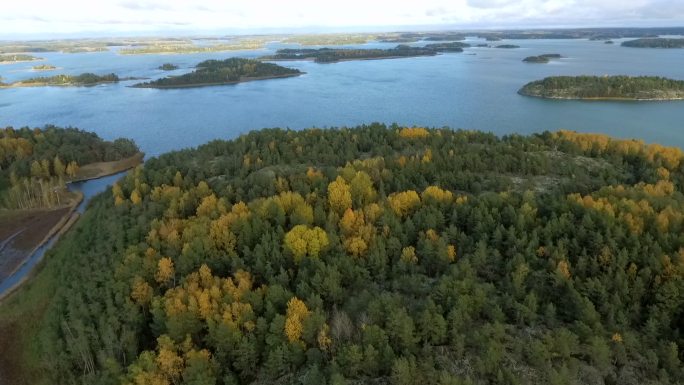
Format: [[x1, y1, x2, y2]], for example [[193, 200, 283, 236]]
[[133, 57, 302, 88], [0, 54, 41, 64], [621, 38, 684, 48], [519, 75, 684, 100]]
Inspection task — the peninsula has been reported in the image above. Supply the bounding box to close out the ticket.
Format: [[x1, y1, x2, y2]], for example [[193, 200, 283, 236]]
[[519, 75, 684, 100], [2, 125, 684, 385], [132, 57, 302, 88]]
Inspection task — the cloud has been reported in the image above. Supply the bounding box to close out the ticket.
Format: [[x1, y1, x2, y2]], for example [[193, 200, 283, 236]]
[[1, 0, 683, 38], [117, 1, 172, 11], [466, 0, 518, 9]]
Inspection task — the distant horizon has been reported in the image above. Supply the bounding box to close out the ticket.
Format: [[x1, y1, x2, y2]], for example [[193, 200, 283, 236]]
[[2, 24, 684, 41]]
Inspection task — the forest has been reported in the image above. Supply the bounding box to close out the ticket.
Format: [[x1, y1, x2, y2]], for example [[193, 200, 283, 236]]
[[519, 76, 684, 100], [133, 58, 301, 88], [621, 38, 684, 48], [0, 124, 682, 385], [0, 126, 138, 209]]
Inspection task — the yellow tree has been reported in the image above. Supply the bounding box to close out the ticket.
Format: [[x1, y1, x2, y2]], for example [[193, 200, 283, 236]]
[[155, 257, 175, 285], [284, 297, 310, 343], [388, 190, 421, 217], [283, 225, 329, 263], [328, 176, 352, 214]]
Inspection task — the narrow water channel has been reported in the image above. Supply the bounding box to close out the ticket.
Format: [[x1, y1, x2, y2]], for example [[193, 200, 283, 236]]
[[0, 171, 128, 298]]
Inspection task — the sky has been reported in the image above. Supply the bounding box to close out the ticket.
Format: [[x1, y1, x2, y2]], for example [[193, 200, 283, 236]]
[[2, 0, 684, 38]]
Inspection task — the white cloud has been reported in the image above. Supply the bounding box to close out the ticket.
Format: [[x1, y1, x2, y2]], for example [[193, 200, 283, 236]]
[[1, 0, 683, 37]]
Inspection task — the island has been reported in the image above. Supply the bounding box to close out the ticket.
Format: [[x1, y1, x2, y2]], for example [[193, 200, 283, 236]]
[[519, 75, 684, 100], [621, 38, 684, 48], [522, 53, 563, 63], [132, 58, 302, 88], [158, 63, 179, 70], [605, 40, 615, 44], [31, 64, 57, 71], [1, 73, 120, 88], [495, 44, 521, 49], [0, 54, 41, 64], [423, 42, 471, 52], [0, 126, 141, 299], [261, 44, 469, 63], [2, 124, 683, 385]]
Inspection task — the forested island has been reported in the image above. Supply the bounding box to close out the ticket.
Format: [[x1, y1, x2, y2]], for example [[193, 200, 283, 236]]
[[522, 54, 563, 63], [133, 58, 302, 88], [31, 64, 57, 71], [1, 124, 683, 385], [1, 73, 120, 88], [158, 63, 179, 71], [0, 54, 41, 64], [495, 44, 520, 49], [621, 38, 684, 48], [261, 43, 467, 63], [0, 126, 141, 298], [519, 76, 684, 100], [262, 45, 437, 63]]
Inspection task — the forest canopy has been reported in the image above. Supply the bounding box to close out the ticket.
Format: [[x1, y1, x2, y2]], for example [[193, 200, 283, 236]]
[[2, 124, 683, 385]]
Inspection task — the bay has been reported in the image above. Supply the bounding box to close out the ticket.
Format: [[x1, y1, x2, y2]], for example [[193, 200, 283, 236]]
[[1, 37, 683, 158]]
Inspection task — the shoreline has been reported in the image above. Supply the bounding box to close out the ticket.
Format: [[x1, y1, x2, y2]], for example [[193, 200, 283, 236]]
[[0, 193, 82, 302], [0, 153, 144, 301], [130, 72, 303, 89], [518, 91, 684, 101]]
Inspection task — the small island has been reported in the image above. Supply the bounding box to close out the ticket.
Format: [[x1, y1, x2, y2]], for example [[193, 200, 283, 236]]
[[2, 73, 119, 88], [132, 57, 301, 89], [31, 64, 57, 71], [621, 38, 684, 48], [605, 40, 615, 44], [519, 75, 684, 100], [158, 63, 179, 70], [495, 44, 521, 49], [0, 54, 42, 64], [522, 53, 563, 63]]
